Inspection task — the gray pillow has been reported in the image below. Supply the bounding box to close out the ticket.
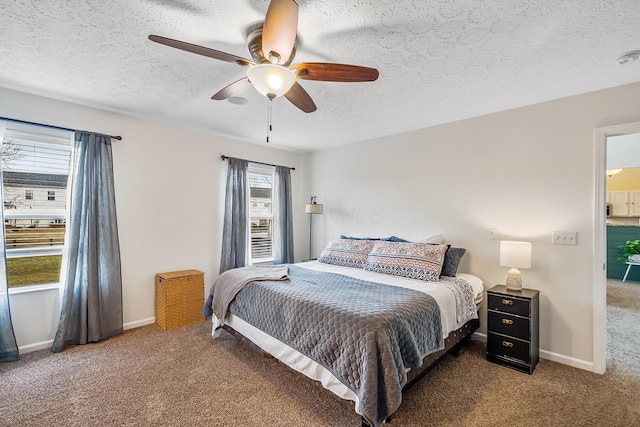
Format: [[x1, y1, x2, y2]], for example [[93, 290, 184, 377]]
[[441, 247, 466, 277]]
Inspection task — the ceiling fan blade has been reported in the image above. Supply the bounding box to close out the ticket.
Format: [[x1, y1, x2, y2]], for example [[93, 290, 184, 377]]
[[284, 82, 317, 113], [262, 0, 298, 64], [148, 35, 254, 67], [211, 77, 252, 100], [294, 62, 379, 82]]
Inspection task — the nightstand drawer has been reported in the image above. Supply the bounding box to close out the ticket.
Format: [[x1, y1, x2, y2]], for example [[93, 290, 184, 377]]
[[487, 333, 531, 364], [487, 293, 530, 317], [487, 311, 530, 341]]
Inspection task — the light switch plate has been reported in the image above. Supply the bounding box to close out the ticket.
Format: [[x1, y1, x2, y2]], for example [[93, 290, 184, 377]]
[[552, 231, 577, 245], [489, 228, 499, 240]]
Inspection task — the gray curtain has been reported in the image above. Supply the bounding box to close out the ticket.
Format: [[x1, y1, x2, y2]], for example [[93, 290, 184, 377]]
[[274, 166, 294, 264], [51, 132, 123, 353], [220, 157, 249, 273], [0, 122, 19, 362]]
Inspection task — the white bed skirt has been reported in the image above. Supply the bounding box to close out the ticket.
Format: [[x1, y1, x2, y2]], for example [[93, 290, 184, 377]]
[[212, 312, 362, 413]]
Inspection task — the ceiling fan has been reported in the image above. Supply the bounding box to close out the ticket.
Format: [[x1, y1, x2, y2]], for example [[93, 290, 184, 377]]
[[149, 0, 379, 113]]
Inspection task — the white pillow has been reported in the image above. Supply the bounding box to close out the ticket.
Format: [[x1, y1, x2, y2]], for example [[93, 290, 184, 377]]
[[414, 234, 445, 244]]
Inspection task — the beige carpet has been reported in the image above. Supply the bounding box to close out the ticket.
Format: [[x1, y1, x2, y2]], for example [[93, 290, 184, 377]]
[[2, 283, 640, 426], [607, 279, 640, 382]]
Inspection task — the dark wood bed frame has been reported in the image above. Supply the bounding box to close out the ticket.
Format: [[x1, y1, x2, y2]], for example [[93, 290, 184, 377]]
[[222, 316, 480, 426]]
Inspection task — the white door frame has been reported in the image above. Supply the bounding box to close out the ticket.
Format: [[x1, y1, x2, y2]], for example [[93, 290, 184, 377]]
[[593, 121, 640, 374]]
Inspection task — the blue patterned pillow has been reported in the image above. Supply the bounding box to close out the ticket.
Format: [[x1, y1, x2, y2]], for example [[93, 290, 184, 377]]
[[364, 241, 448, 282], [381, 234, 444, 244], [318, 239, 376, 269], [340, 235, 380, 240], [381, 236, 408, 242]]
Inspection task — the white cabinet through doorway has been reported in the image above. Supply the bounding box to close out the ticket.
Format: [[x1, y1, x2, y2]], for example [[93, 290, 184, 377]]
[[608, 190, 640, 216]]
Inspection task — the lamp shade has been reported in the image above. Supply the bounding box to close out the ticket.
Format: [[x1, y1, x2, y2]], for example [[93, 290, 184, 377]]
[[247, 64, 297, 98], [499, 241, 532, 269], [305, 203, 324, 214]]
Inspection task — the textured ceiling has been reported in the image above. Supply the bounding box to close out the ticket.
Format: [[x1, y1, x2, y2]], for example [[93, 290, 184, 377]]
[[0, 0, 639, 152]]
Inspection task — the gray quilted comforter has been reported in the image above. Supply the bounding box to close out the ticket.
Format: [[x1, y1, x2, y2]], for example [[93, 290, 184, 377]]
[[222, 265, 444, 426]]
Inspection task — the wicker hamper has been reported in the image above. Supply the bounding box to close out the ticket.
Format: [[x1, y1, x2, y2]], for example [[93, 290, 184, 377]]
[[155, 269, 204, 331]]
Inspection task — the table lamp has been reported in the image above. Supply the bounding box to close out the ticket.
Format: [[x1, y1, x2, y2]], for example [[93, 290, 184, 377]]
[[500, 241, 532, 291]]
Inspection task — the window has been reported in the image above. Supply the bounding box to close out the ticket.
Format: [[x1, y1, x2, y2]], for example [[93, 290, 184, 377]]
[[2, 122, 73, 289], [248, 164, 275, 264]]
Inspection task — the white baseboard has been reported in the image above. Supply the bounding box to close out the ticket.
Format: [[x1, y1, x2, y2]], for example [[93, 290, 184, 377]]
[[19, 340, 54, 354], [123, 317, 156, 330], [471, 332, 594, 372], [18, 317, 157, 355], [539, 349, 594, 372]]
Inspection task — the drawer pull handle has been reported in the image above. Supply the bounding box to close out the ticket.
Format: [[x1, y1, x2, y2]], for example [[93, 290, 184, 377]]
[[501, 319, 514, 325], [501, 299, 513, 306], [502, 341, 514, 348]]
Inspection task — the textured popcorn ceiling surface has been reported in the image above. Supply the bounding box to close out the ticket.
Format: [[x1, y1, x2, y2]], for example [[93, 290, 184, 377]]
[[0, 0, 639, 151]]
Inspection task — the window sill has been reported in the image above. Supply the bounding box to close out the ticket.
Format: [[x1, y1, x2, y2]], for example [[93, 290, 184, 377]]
[[252, 259, 275, 266], [8, 283, 62, 295]]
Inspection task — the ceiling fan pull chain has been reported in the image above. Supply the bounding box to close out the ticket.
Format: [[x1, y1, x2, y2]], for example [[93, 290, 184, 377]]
[[266, 99, 273, 143]]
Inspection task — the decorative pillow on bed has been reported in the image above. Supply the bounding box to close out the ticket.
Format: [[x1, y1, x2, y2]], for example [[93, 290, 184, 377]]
[[441, 246, 466, 277], [318, 239, 376, 269], [364, 241, 448, 281], [339, 235, 380, 240], [381, 236, 408, 242], [381, 234, 444, 244]]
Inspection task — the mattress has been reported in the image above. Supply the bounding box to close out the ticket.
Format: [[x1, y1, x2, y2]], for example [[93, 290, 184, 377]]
[[210, 261, 483, 414]]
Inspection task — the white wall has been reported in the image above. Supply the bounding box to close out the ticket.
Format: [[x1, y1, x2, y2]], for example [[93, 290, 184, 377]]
[[608, 132, 640, 169], [0, 86, 310, 352], [5, 80, 640, 368], [307, 81, 640, 370]]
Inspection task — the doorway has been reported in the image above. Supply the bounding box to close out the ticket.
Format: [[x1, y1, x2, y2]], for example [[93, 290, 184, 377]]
[[594, 122, 640, 374]]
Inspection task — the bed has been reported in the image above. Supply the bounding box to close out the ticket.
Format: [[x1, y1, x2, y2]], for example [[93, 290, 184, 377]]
[[206, 239, 482, 426]]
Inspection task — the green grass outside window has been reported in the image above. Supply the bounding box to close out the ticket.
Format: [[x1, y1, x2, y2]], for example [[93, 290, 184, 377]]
[[6, 255, 62, 288]]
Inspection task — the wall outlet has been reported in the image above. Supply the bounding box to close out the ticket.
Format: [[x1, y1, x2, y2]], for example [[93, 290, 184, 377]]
[[552, 231, 577, 245]]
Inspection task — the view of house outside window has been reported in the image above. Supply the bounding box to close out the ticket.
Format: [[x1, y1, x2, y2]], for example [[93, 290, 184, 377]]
[[2, 122, 73, 288], [248, 165, 275, 263]]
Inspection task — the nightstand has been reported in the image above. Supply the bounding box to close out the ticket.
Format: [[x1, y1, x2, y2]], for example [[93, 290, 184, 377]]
[[486, 285, 539, 374]]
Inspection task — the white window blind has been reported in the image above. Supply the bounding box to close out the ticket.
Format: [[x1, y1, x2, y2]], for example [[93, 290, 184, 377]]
[[248, 164, 274, 263], [2, 122, 73, 288]]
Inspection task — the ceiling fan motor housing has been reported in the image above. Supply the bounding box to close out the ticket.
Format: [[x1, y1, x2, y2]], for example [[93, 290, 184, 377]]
[[247, 23, 298, 66]]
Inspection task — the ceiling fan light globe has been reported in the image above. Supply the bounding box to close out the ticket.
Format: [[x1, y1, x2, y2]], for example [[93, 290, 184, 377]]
[[247, 64, 296, 98], [268, 74, 283, 90]]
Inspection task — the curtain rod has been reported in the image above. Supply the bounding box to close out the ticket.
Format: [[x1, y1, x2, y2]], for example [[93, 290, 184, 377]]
[[0, 117, 122, 140], [220, 155, 295, 171]]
